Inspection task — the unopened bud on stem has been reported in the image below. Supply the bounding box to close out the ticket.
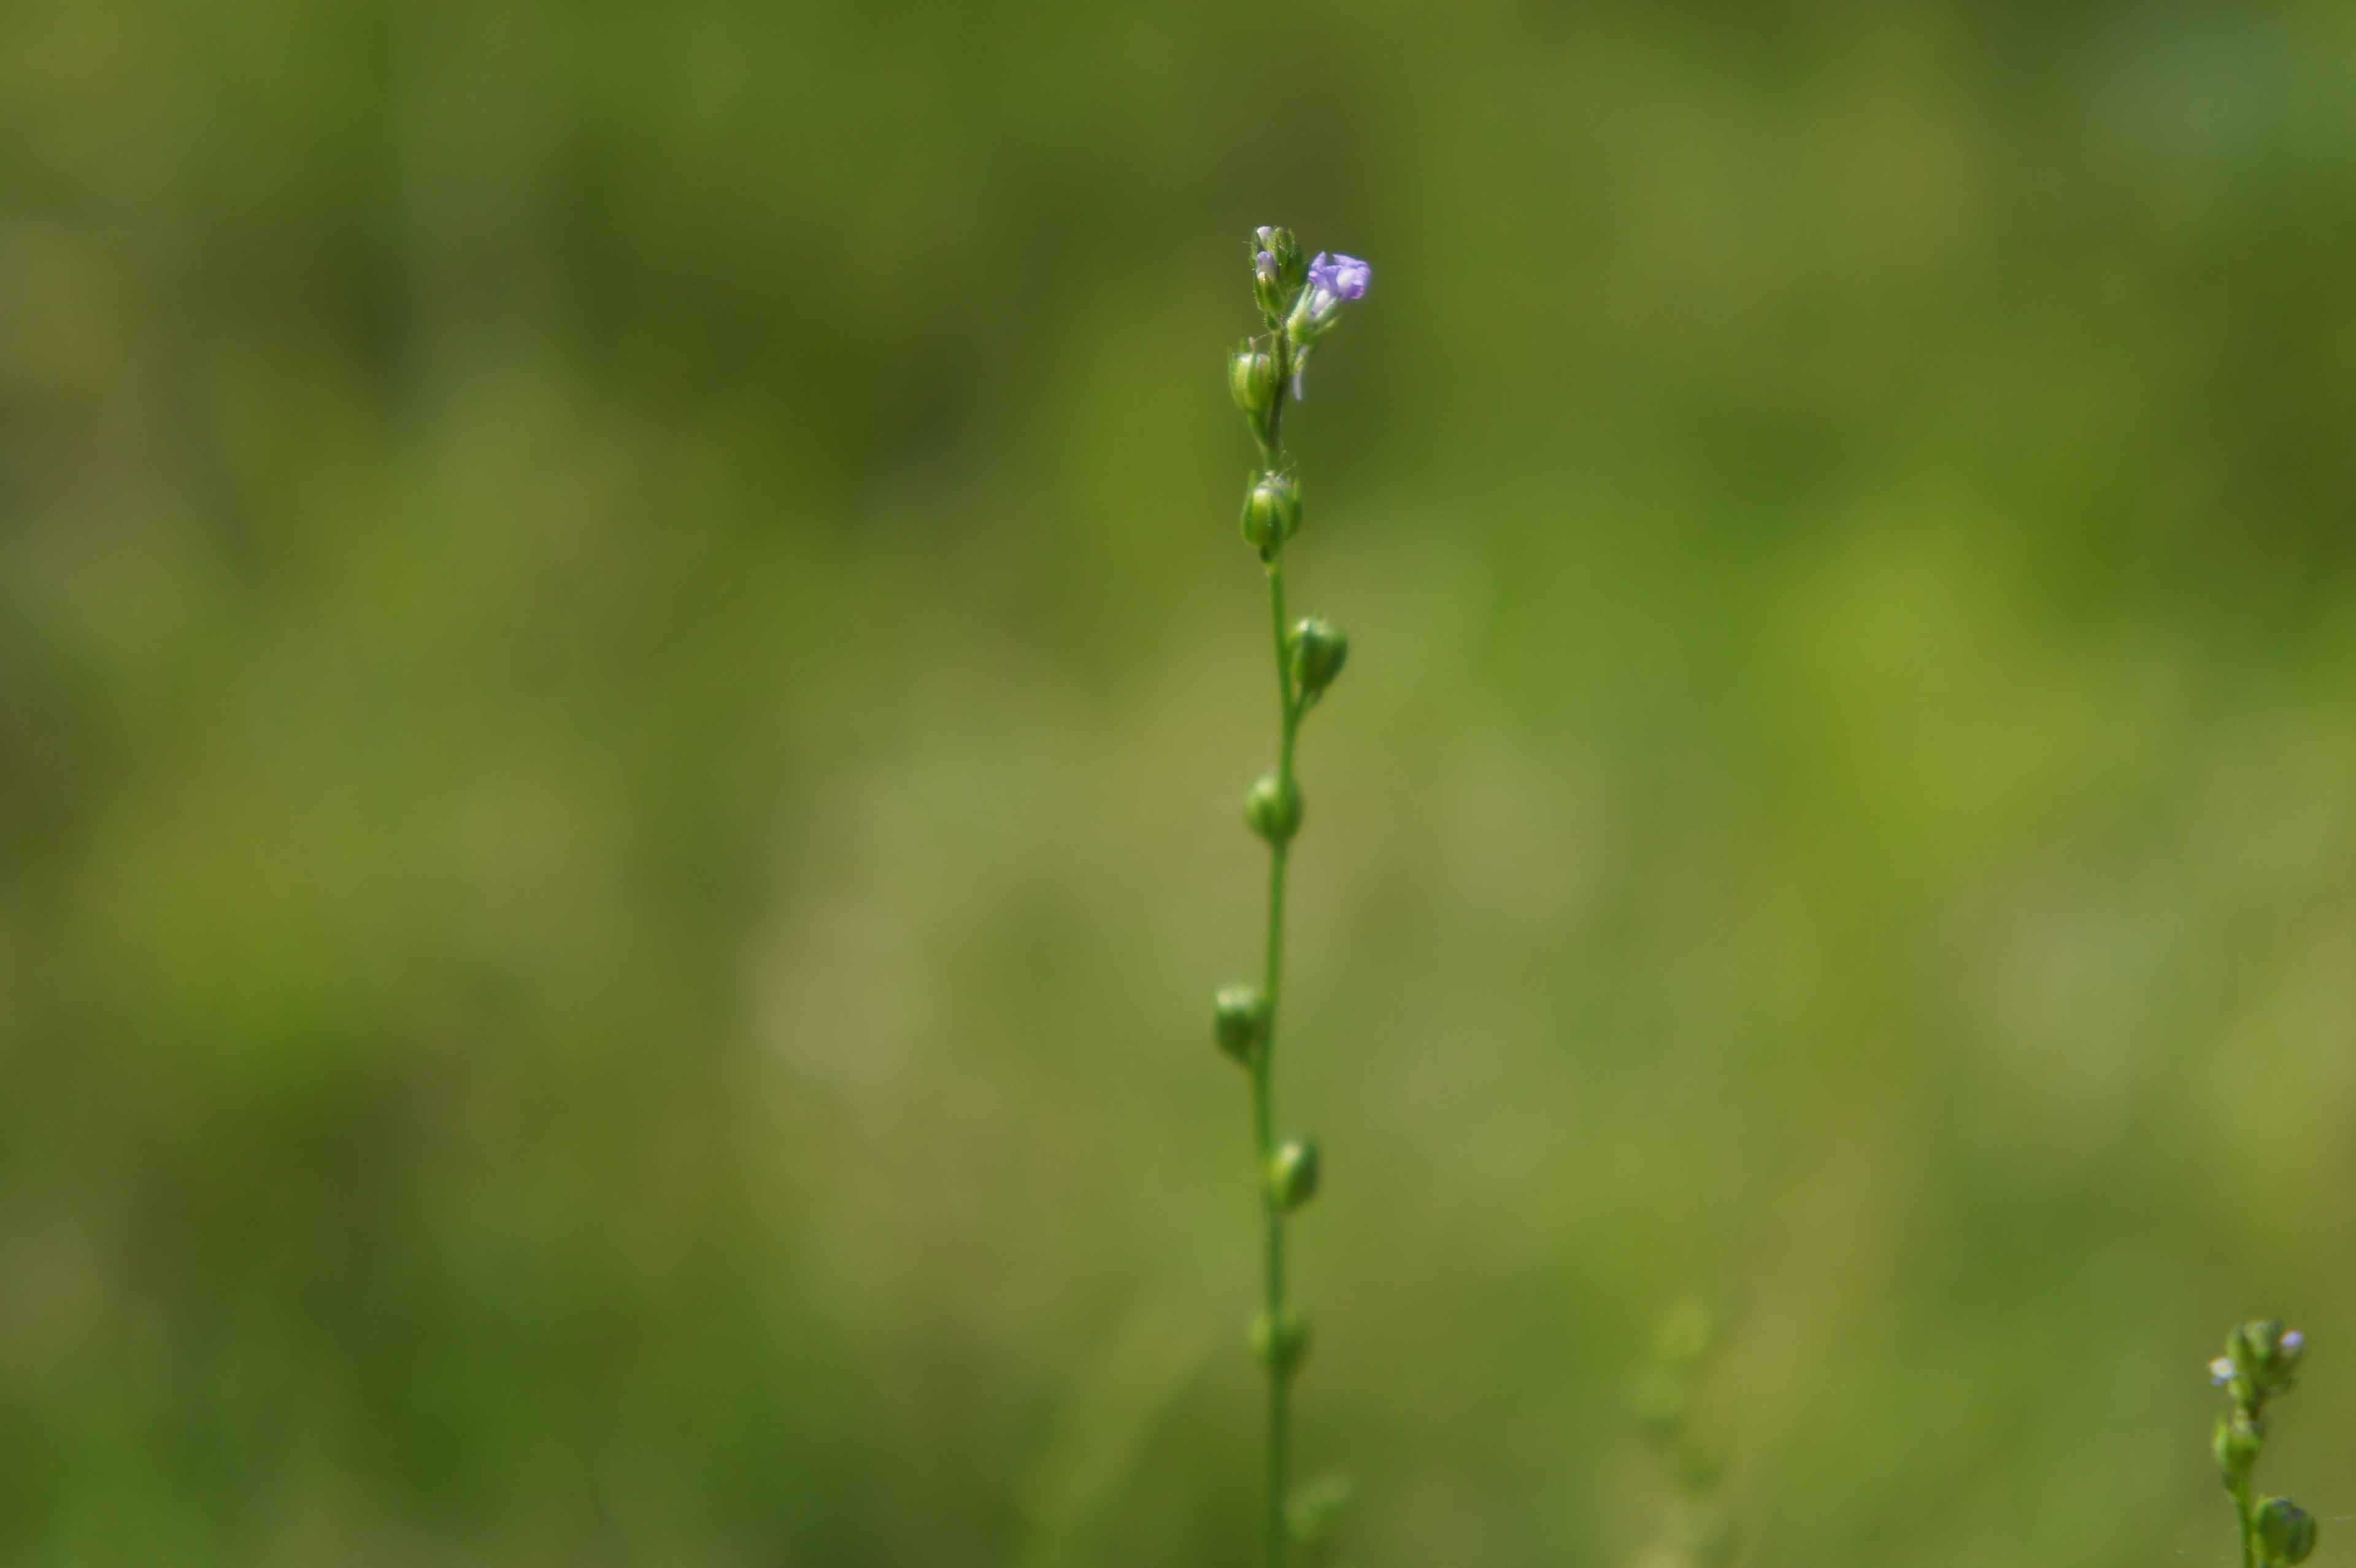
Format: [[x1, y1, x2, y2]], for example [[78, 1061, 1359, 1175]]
[[1244, 769, 1303, 844], [2258, 1498, 2317, 1566], [2215, 1410, 2262, 1485], [1268, 1137, 1320, 1210], [1230, 340, 1279, 437], [1212, 985, 1269, 1067], [1251, 1307, 1311, 1375], [1251, 226, 1308, 324], [1288, 617, 1349, 701], [2227, 1320, 2304, 1401], [1240, 472, 1301, 555]]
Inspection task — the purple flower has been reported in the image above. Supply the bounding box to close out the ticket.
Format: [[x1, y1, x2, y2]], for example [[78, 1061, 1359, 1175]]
[[1308, 252, 1372, 302], [2211, 1356, 2236, 1385], [1256, 250, 1280, 285], [2283, 1330, 2305, 1354]]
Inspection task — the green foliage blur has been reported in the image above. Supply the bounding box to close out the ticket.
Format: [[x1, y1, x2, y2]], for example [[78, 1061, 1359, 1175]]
[[6, 1, 2356, 1563]]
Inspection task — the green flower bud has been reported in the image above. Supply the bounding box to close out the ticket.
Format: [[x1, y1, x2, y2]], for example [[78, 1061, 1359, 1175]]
[[2215, 1410, 2263, 1485], [1251, 226, 1308, 323], [1250, 1306, 1311, 1375], [1244, 769, 1303, 844], [1212, 984, 1269, 1067], [2258, 1498, 2317, 1566], [1287, 617, 1349, 700], [1268, 1137, 1320, 1210], [1239, 471, 1302, 555], [1230, 341, 1279, 426]]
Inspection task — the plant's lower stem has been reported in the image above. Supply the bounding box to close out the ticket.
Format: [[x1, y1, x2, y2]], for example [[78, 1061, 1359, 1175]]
[[2234, 1479, 2255, 1568], [1257, 546, 1301, 1568]]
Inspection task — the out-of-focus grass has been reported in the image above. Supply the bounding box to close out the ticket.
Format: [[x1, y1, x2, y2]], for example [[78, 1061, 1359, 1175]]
[[6, 2, 2356, 1564]]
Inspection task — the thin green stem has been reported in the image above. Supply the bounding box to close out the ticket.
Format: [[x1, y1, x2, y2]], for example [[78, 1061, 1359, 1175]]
[[2231, 1392, 2265, 1568], [1254, 327, 1301, 1568]]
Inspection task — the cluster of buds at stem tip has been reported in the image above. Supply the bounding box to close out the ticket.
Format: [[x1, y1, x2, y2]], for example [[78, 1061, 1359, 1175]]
[[1230, 226, 1371, 510], [1250, 226, 1310, 329], [2211, 1320, 2318, 1568], [2214, 1318, 2306, 1409]]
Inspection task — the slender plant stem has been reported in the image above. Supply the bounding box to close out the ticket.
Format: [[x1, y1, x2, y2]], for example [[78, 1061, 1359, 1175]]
[[2231, 1418, 2259, 1568], [1255, 331, 1299, 1568]]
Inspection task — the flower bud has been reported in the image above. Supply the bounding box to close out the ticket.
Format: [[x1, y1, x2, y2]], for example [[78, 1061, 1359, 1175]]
[[1268, 1137, 1320, 1210], [2215, 1410, 2263, 1484], [1287, 617, 1348, 700], [1230, 341, 1279, 426], [2230, 1319, 2303, 1398], [1286, 289, 1335, 345], [1239, 472, 1301, 554], [2258, 1498, 2317, 1566], [1244, 769, 1303, 844], [1212, 985, 1269, 1067], [1250, 1307, 1311, 1375], [1254, 252, 1287, 325], [1251, 226, 1308, 317]]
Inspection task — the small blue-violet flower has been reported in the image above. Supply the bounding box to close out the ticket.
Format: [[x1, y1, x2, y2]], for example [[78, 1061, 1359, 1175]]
[[1290, 253, 1372, 338], [2212, 1356, 2237, 1386], [1284, 252, 1373, 397], [2282, 1331, 2305, 1354], [1308, 252, 1372, 302]]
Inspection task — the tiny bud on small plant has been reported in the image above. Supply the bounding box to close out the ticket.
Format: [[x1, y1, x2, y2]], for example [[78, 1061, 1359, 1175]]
[[1268, 1137, 1320, 1211], [1244, 769, 1303, 844], [1241, 471, 1302, 554], [1251, 1307, 1311, 1376], [1288, 617, 1348, 701], [1214, 985, 1270, 1066], [2215, 1410, 2262, 1485], [1231, 342, 1280, 437], [1252, 226, 1309, 325], [2258, 1499, 2317, 1567]]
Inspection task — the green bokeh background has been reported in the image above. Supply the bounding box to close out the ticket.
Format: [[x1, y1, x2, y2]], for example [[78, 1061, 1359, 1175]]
[[7, 2, 2356, 1564]]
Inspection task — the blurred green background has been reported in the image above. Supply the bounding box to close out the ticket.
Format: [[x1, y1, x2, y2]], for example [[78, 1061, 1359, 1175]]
[[7, 1, 2356, 1564]]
